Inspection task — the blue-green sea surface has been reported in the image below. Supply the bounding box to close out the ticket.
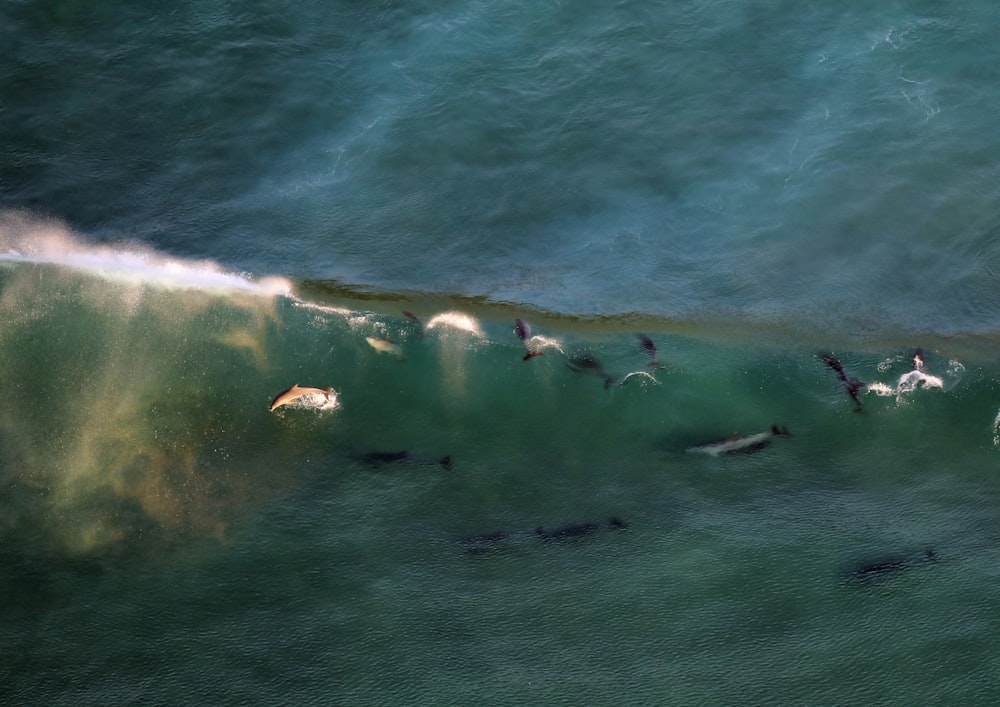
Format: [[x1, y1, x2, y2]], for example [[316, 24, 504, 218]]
[[4, 0, 1000, 703]]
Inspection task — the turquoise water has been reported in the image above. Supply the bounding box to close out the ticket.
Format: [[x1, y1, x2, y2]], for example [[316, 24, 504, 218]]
[[3, 1, 1000, 703]]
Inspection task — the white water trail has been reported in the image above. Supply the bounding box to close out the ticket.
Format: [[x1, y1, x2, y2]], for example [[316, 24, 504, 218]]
[[0, 210, 292, 297]]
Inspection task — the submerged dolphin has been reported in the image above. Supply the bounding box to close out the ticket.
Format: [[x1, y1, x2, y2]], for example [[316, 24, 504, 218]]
[[688, 425, 790, 456], [360, 450, 452, 469], [846, 548, 937, 582], [457, 530, 513, 554], [637, 334, 665, 369], [402, 310, 425, 336], [565, 353, 617, 388], [822, 354, 866, 411], [535, 517, 628, 542], [365, 336, 404, 360], [269, 384, 334, 412]]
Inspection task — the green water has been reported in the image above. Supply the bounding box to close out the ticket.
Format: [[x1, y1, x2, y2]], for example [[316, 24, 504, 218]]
[[2, 257, 999, 704]]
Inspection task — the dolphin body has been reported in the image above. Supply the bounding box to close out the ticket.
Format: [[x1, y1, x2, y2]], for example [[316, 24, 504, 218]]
[[896, 348, 944, 392], [360, 450, 452, 469], [846, 548, 937, 582], [687, 425, 790, 456], [458, 517, 628, 553], [565, 353, 617, 388], [822, 354, 866, 411], [637, 334, 665, 369], [515, 318, 544, 360], [365, 336, 404, 360], [535, 517, 628, 542], [457, 530, 513, 554], [269, 384, 333, 412]]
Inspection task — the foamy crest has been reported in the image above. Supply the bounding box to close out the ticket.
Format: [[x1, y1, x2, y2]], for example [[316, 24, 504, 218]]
[[425, 311, 485, 337], [525, 334, 565, 355], [0, 210, 292, 296]]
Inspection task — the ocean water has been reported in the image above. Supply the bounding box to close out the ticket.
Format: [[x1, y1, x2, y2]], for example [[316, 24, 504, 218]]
[[3, 1, 1000, 704]]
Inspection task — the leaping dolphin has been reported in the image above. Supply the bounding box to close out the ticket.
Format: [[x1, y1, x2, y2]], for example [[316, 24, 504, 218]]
[[515, 318, 543, 360], [822, 354, 866, 411], [269, 384, 334, 412]]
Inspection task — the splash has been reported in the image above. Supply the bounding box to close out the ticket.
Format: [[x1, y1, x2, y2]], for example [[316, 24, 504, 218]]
[[868, 356, 963, 404], [425, 311, 485, 337], [271, 389, 341, 412], [0, 210, 292, 297]]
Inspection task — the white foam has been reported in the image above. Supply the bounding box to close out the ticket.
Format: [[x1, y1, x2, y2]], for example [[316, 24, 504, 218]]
[[277, 390, 341, 412], [425, 311, 485, 337], [525, 334, 565, 355], [0, 212, 292, 297]]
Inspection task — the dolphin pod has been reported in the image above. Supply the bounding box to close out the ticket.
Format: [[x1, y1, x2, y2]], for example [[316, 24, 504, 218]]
[[270, 310, 946, 581]]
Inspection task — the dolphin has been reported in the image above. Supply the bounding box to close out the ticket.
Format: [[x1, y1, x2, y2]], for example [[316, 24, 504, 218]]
[[360, 450, 452, 469], [535, 517, 628, 542], [822, 354, 866, 411], [637, 334, 665, 369], [565, 353, 617, 389], [846, 548, 937, 582], [457, 530, 513, 554], [515, 318, 544, 360], [365, 336, 405, 360], [897, 348, 944, 391], [402, 311, 425, 337], [687, 425, 790, 456], [269, 384, 334, 412]]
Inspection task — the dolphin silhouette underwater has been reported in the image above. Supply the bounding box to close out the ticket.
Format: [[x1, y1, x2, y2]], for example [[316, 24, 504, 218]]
[[822, 354, 867, 411], [360, 451, 452, 469], [458, 517, 627, 553], [535, 517, 628, 542], [565, 353, 617, 388], [365, 336, 405, 360], [637, 334, 665, 369], [687, 425, 790, 456], [269, 384, 334, 412], [846, 548, 937, 582]]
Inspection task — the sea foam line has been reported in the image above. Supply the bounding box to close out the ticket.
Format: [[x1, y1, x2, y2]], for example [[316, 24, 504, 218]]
[[0, 211, 292, 297]]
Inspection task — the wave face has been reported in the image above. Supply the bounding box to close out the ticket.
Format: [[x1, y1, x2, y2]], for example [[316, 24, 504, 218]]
[[2, 235, 1000, 703]]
